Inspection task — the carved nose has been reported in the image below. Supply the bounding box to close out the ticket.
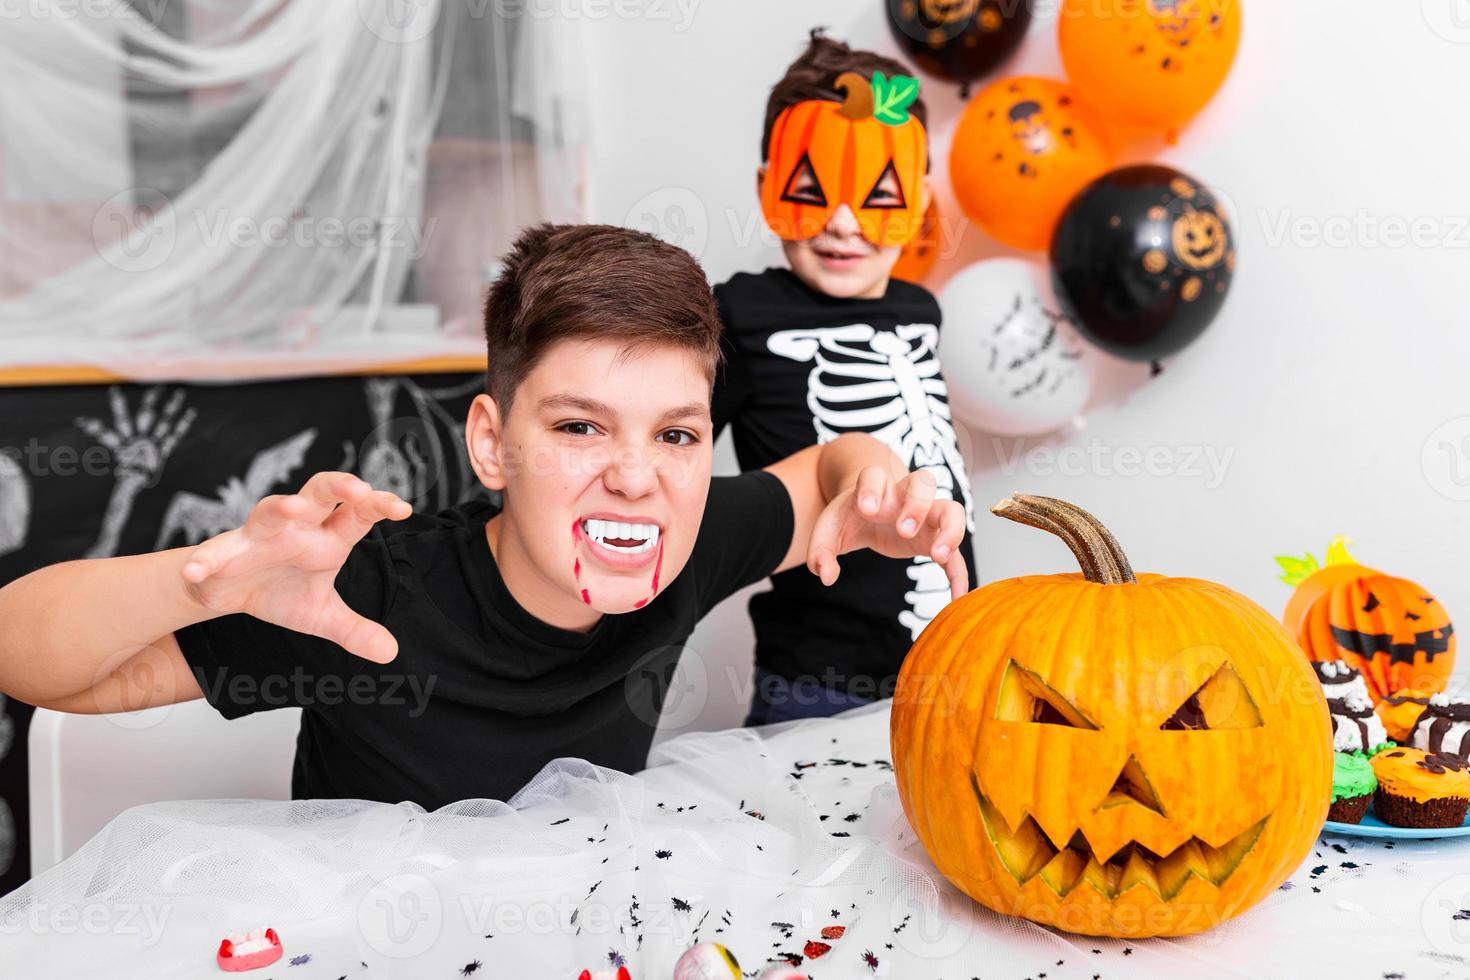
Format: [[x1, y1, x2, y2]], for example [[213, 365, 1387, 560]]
[[1096, 754, 1166, 816]]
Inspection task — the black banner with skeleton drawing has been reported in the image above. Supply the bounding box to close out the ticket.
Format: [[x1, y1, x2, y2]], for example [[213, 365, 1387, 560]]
[[0, 371, 484, 892]]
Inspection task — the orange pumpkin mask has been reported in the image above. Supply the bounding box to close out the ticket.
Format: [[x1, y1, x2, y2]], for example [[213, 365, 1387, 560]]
[[761, 70, 928, 249]]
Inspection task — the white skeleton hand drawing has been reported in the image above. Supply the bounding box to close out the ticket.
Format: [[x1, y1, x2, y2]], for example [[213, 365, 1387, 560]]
[[767, 322, 975, 640], [338, 376, 484, 513], [0, 452, 30, 559], [76, 387, 197, 559], [155, 429, 318, 549]]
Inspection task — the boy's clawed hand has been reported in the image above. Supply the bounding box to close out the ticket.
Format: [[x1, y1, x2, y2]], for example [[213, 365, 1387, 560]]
[[806, 466, 968, 600], [180, 472, 412, 664]]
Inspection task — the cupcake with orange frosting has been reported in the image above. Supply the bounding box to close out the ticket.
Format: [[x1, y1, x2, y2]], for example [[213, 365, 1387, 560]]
[[1371, 747, 1470, 829]]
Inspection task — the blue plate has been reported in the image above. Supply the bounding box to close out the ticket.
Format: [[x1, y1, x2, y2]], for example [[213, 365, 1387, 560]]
[[1323, 808, 1470, 839]]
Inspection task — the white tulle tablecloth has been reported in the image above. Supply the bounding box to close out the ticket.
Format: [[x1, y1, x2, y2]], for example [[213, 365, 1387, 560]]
[[3, 702, 1468, 979]]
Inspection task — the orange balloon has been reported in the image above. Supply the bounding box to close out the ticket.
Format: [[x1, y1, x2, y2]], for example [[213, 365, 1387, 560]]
[[1059, 0, 1242, 138], [949, 76, 1113, 252], [891, 201, 944, 283]]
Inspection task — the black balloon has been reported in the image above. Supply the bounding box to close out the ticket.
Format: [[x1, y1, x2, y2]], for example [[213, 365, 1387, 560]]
[[1050, 164, 1235, 362], [885, 0, 1032, 91]]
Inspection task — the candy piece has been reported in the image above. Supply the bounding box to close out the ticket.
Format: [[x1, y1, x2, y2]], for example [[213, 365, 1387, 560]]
[[673, 942, 740, 979], [216, 927, 282, 972]]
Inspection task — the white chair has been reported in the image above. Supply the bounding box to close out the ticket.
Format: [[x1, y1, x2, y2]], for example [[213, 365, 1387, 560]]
[[28, 700, 301, 876]]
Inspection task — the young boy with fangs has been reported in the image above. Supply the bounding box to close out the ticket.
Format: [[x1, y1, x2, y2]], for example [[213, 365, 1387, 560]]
[[713, 33, 977, 725], [0, 223, 967, 809]]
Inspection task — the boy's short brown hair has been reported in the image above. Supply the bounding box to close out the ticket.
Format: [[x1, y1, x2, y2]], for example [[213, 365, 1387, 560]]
[[761, 29, 930, 162], [482, 223, 721, 415]]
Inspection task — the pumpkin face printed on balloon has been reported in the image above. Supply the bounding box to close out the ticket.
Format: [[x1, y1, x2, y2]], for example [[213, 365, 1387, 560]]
[[918, 0, 981, 28], [950, 77, 1112, 250], [1149, 0, 1211, 54], [1280, 537, 1456, 704], [761, 71, 927, 249], [1170, 203, 1229, 271], [893, 496, 1332, 938], [1137, 174, 1235, 300], [888, 0, 1032, 84]]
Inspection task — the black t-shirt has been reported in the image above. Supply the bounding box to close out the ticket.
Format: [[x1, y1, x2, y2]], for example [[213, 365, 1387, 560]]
[[175, 471, 794, 809], [712, 268, 976, 695]]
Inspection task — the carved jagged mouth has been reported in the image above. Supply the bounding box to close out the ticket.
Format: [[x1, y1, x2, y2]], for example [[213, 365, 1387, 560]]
[[972, 774, 1267, 901]]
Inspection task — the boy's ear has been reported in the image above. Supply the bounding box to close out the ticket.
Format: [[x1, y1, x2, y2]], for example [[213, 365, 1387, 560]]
[[465, 393, 507, 491], [920, 174, 933, 215], [756, 163, 768, 199]]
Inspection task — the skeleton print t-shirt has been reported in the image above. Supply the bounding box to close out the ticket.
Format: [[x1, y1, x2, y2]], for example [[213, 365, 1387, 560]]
[[713, 268, 975, 696]]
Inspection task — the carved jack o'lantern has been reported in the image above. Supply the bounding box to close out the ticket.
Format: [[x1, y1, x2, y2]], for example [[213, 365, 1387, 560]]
[[893, 495, 1331, 938]]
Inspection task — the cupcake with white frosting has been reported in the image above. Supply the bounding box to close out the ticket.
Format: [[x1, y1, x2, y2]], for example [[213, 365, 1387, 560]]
[[1409, 692, 1470, 759], [1314, 661, 1392, 753]]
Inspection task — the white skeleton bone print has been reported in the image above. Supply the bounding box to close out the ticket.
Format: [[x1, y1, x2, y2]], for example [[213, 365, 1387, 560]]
[[767, 322, 974, 639], [0, 452, 30, 559]]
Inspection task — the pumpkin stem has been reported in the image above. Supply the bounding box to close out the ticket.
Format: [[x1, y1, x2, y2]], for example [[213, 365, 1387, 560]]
[[991, 494, 1137, 585], [835, 71, 875, 120]]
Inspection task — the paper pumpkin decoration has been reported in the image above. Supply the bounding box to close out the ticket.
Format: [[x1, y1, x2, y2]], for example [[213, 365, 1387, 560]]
[[1058, 0, 1242, 140], [949, 77, 1112, 251], [936, 257, 1097, 435], [891, 200, 944, 283], [893, 494, 1332, 938], [1050, 164, 1235, 361], [761, 71, 928, 248], [1278, 537, 1456, 704]]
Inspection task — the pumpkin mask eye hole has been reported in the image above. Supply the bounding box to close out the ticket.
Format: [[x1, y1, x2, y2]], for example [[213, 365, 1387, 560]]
[[1159, 662, 1263, 731], [861, 160, 908, 210], [779, 153, 828, 208], [995, 659, 1098, 729], [1362, 592, 1380, 613]]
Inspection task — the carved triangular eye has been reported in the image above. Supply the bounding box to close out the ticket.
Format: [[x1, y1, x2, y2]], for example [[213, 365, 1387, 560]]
[[1160, 663, 1263, 730], [1362, 592, 1380, 613], [995, 660, 1098, 729], [779, 152, 828, 207], [860, 159, 908, 210]]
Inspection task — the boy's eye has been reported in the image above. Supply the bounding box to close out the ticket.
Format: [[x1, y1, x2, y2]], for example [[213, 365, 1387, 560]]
[[861, 160, 908, 210], [656, 429, 698, 447], [559, 421, 600, 437], [779, 152, 828, 208]]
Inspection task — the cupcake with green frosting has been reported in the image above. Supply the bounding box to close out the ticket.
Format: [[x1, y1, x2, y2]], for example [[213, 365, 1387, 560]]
[[1329, 751, 1377, 823]]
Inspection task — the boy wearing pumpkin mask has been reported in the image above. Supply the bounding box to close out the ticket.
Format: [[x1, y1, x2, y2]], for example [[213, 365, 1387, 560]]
[[714, 32, 976, 726]]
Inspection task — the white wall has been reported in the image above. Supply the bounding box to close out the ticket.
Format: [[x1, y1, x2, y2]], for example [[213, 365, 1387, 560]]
[[575, 1, 1470, 735]]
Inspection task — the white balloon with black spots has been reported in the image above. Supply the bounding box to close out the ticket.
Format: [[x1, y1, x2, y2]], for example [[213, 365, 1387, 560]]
[[937, 257, 1098, 436]]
